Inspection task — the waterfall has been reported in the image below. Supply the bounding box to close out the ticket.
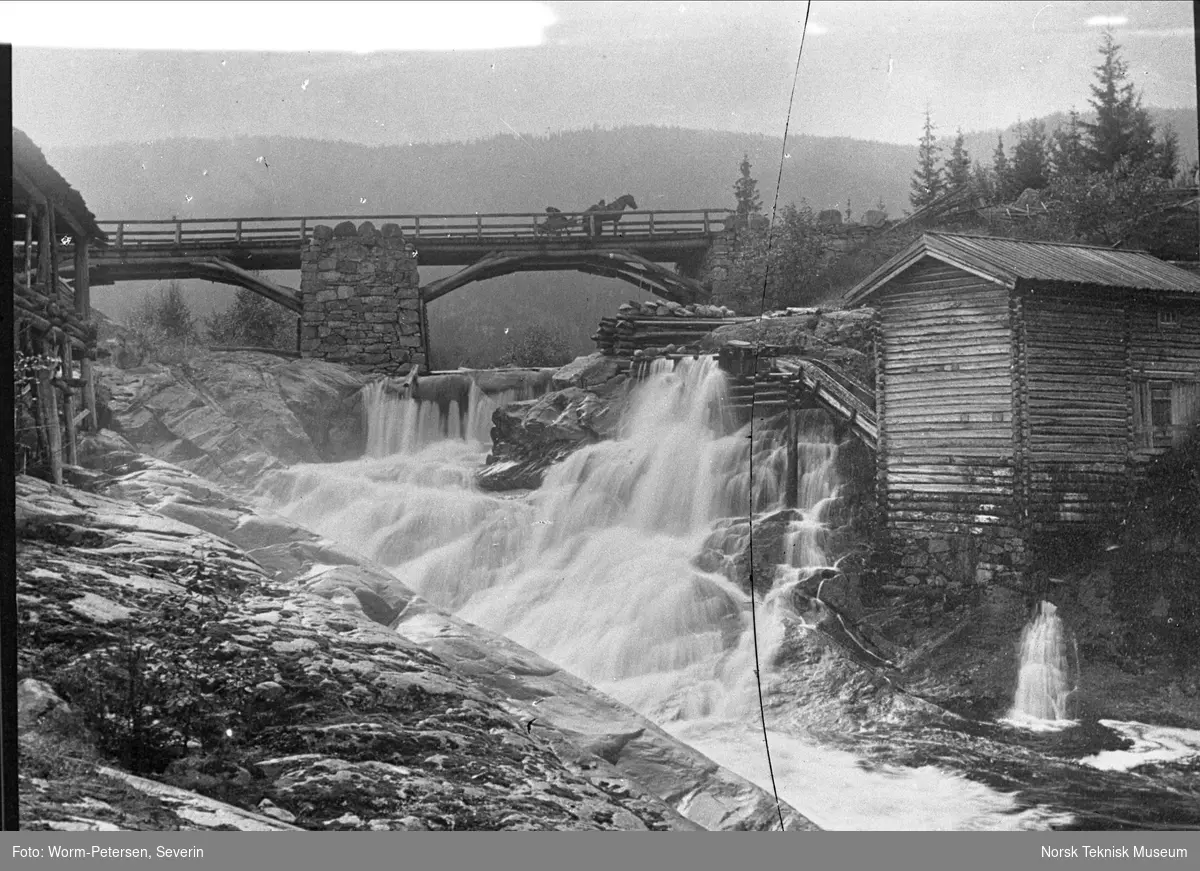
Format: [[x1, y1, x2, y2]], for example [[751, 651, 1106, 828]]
[[1007, 601, 1075, 725], [363, 373, 542, 456], [257, 356, 1077, 829]]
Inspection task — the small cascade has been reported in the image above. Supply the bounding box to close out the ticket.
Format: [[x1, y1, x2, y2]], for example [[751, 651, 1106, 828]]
[[1007, 601, 1075, 726], [364, 371, 546, 455]]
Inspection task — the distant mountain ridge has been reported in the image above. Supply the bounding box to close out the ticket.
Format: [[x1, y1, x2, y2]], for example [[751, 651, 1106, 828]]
[[46, 127, 914, 222], [46, 108, 1196, 228]]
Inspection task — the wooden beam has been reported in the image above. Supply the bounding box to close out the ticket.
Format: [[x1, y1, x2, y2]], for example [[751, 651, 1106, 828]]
[[74, 241, 90, 318], [61, 339, 79, 467], [39, 205, 51, 288], [80, 356, 98, 433], [24, 208, 33, 287], [194, 259, 303, 312], [420, 252, 522, 302], [37, 337, 63, 485]]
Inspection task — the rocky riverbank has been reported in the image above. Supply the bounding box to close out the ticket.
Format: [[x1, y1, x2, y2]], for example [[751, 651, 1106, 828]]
[[19, 339, 1199, 831]]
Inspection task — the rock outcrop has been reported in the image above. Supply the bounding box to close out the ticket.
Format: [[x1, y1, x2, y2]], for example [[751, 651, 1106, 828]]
[[478, 355, 629, 491], [95, 351, 369, 488], [17, 458, 816, 831]]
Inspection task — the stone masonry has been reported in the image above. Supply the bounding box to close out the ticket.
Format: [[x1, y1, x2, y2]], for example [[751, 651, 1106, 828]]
[[299, 221, 426, 376]]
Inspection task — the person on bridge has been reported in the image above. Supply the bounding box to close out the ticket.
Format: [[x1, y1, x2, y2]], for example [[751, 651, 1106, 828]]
[[537, 207, 576, 235]]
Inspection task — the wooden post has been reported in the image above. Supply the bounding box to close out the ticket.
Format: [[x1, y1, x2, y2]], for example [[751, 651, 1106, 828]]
[[116, 222, 124, 247], [74, 238, 90, 318], [37, 336, 63, 485], [476, 214, 482, 239], [24, 209, 33, 286], [175, 221, 183, 246], [39, 205, 52, 287], [419, 294, 432, 374], [785, 382, 799, 509], [299, 218, 307, 243], [48, 208, 59, 293], [61, 338, 79, 467], [649, 212, 655, 236], [414, 216, 421, 239], [80, 355, 98, 433], [236, 220, 244, 243]]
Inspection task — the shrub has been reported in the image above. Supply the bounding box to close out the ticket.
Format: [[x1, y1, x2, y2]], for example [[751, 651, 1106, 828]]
[[500, 324, 572, 368], [206, 288, 298, 350]]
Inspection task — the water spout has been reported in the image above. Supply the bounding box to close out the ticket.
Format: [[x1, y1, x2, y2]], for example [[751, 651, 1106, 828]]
[[1007, 601, 1075, 726]]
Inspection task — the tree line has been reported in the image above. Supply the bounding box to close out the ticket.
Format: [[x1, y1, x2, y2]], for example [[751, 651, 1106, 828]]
[[721, 31, 1198, 316], [911, 31, 1190, 210]]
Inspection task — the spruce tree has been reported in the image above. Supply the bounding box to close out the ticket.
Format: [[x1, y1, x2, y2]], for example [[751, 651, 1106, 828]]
[[1049, 110, 1088, 178], [910, 109, 945, 209], [1155, 125, 1180, 182], [734, 153, 763, 216], [1011, 120, 1050, 192], [992, 135, 1013, 203], [971, 160, 995, 203], [945, 128, 972, 192], [1085, 30, 1157, 172]]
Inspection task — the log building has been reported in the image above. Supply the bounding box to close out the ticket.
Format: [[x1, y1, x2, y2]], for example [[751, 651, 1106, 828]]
[[12, 128, 108, 484], [844, 232, 1200, 590]]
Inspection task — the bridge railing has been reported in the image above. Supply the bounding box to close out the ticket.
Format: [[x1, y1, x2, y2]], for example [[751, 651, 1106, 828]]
[[93, 209, 735, 249]]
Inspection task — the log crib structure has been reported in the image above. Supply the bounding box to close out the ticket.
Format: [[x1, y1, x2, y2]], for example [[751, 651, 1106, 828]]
[[12, 128, 109, 484]]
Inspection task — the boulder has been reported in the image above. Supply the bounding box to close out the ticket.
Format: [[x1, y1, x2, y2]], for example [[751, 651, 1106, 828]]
[[479, 386, 626, 491], [550, 354, 624, 391], [17, 678, 72, 728]]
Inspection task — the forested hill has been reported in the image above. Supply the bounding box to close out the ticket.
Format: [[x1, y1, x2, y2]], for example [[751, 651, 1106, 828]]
[[44, 109, 1197, 227], [48, 127, 917, 222]]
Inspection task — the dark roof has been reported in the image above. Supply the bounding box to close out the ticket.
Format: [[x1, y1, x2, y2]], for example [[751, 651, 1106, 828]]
[[12, 128, 108, 243], [844, 232, 1200, 304]]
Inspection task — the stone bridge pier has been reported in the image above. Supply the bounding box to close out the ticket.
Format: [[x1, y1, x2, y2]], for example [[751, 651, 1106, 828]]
[[299, 221, 427, 375]]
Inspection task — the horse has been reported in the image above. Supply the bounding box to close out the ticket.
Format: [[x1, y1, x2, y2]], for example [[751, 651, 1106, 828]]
[[582, 194, 638, 236]]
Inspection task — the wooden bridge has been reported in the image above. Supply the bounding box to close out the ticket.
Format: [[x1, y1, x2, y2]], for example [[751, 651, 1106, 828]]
[[76, 209, 733, 307]]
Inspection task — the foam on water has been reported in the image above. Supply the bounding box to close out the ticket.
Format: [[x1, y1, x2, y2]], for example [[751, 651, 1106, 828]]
[[258, 359, 1074, 829], [1080, 720, 1200, 772]]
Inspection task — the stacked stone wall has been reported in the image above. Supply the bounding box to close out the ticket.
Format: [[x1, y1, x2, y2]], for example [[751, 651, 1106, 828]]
[[299, 221, 425, 375], [885, 527, 1028, 593]]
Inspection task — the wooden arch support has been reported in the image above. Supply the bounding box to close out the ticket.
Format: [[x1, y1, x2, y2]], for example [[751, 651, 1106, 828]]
[[419, 250, 709, 305]]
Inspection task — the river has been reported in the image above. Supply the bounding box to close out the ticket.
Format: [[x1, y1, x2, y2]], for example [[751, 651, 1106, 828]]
[[254, 357, 1200, 830]]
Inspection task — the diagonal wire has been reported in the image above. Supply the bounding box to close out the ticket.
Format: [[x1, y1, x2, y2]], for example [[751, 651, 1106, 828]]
[[745, 0, 812, 832]]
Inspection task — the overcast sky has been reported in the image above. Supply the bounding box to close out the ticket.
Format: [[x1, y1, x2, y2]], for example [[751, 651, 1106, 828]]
[[9, 1, 1198, 149]]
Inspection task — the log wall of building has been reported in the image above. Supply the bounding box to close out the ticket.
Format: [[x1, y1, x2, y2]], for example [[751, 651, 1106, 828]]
[[876, 258, 1022, 588], [1128, 291, 1200, 461], [1021, 285, 1130, 532]]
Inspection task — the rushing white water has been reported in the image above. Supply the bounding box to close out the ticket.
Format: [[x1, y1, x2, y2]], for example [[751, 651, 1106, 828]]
[[1080, 720, 1200, 772], [257, 358, 1072, 829], [1006, 601, 1076, 728]]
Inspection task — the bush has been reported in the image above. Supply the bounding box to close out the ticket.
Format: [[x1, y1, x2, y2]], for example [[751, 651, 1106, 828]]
[[55, 558, 276, 775], [123, 281, 201, 363], [126, 281, 198, 343], [206, 288, 298, 350]]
